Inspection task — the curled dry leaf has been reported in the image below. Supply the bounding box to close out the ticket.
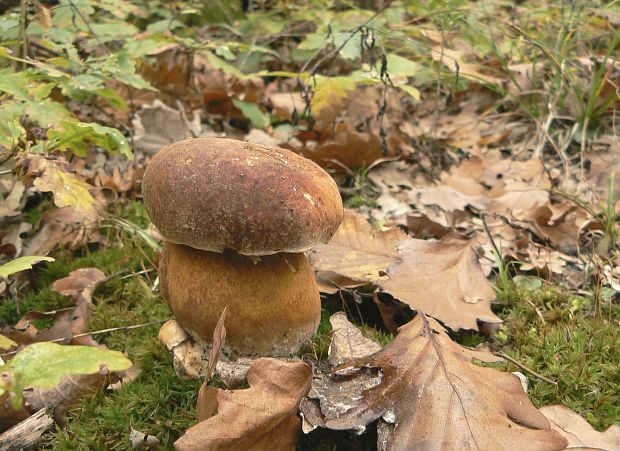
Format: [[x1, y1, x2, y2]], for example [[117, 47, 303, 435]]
[[132, 100, 204, 155], [159, 319, 250, 387], [379, 237, 501, 331], [175, 358, 312, 451], [3, 267, 105, 348], [322, 314, 567, 451], [22, 207, 97, 257], [0, 178, 25, 219], [525, 203, 590, 255], [159, 320, 208, 380], [540, 405, 620, 451], [309, 209, 406, 290], [328, 312, 382, 367], [130, 426, 161, 449], [52, 267, 106, 303]]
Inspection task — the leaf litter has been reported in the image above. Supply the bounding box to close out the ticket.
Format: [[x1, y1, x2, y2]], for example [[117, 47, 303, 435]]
[[0, 2, 618, 449], [305, 314, 567, 451]]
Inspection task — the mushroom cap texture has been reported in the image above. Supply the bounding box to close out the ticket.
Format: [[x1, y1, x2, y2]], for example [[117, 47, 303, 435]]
[[159, 242, 321, 356], [142, 137, 344, 255]]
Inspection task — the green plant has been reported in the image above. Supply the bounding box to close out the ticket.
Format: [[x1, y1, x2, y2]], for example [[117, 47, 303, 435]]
[[0, 255, 54, 278], [0, 342, 132, 409]]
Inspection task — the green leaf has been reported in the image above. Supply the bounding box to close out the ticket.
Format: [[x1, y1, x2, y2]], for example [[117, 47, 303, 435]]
[[298, 32, 326, 51], [397, 84, 421, 100], [386, 54, 421, 78], [232, 99, 268, 129], [48, 120, 132, 158], [311, 76, 356, 116], [513, 275, 543, 291], [0, 70, 29, 100], [0, 256, 55, 278], [205, 52, 244, 78], [333, 32, 361, 61], [24, 98, 71, 127], [6, 119, 26, 146], [0, 342, 132, 409], [146, 19, 184, 33], [215, 45, 236, 61]]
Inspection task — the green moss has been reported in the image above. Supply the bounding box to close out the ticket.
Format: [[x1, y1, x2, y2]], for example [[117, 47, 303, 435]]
[[496, 285, 620, 430]]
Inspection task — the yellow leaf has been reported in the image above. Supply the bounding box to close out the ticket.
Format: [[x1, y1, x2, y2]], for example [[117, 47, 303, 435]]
[[22, 155, 98, 222], [311, 76, 356, 117], [0, 334, 17, 351]]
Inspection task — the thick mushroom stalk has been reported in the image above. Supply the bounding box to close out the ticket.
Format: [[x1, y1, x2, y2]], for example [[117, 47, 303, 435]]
[[159, 244, 320, 356], [142, 138, 343, 357]]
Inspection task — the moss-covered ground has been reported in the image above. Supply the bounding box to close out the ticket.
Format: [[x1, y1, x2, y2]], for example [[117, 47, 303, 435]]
[[0, 203, 617, 448]]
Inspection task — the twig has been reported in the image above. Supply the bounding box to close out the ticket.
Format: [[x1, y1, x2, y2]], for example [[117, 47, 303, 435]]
[[1, 319, 169, 358], [494, 350, 558, 386]]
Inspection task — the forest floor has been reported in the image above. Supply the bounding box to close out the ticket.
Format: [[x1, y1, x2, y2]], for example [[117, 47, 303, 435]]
[[0, 1, 619, 449]]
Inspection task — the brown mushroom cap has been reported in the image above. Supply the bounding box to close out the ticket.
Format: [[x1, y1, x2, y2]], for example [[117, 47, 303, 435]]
[[142, 137, 343, 255], [159, 241, 321, 356]]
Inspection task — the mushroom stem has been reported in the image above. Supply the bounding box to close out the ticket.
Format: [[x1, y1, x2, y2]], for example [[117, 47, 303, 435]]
[[158, 242, 321, 357]]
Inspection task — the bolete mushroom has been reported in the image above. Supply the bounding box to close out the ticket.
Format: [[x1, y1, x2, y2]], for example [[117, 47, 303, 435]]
[[142, 138, 343, 356]]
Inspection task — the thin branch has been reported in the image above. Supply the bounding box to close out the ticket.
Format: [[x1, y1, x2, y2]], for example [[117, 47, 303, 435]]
[[494, 351, 558, 386], [1, 319, 169, 358]]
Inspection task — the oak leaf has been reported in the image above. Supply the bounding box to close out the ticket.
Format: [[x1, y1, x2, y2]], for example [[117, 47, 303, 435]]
[[378, 238, 501, 331], [19, 154, 98, 222], [324, 314, 568, 451], [328, 312, 382, 367], [175, 358, 312, 451], [308, 209, 406, 290], [540, 405, 620, 451]]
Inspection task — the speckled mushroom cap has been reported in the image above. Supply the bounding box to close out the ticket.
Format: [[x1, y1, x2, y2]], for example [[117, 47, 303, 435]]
[[142, 137, 343, 255]]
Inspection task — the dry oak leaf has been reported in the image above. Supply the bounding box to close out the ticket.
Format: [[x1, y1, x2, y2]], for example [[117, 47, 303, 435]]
[[22, 207, 99, 257], [52, 267, 106, 304], [525, 203, 590, 255], [540, 405, 620, 451], [379, 237, 501, 331], [308, 209, 406, 290], [325, 314, 568, 451], [175, 358, 312, 451], [328, 312, 382, 367]]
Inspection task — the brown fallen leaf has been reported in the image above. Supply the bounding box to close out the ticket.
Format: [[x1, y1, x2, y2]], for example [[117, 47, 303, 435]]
[[525, 203, 590, 255], [23, 207, 100, 257], [3, 267, 105, 347], [132, 100, 204, 155], [309, 209, 406, 289], [540, 405, 620, 451], [175, 358, 312, 451], [323, 314, 567, 451], [328, 312, 382, 367], [52, 267, 106, 303], [379, 237, 501, 331]]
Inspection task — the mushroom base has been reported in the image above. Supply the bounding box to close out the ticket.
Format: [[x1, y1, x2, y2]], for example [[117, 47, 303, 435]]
[[158, 242, 321, 357]]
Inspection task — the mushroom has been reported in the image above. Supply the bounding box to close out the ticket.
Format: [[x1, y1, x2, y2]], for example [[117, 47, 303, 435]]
[[142, 138, 343, 356]]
